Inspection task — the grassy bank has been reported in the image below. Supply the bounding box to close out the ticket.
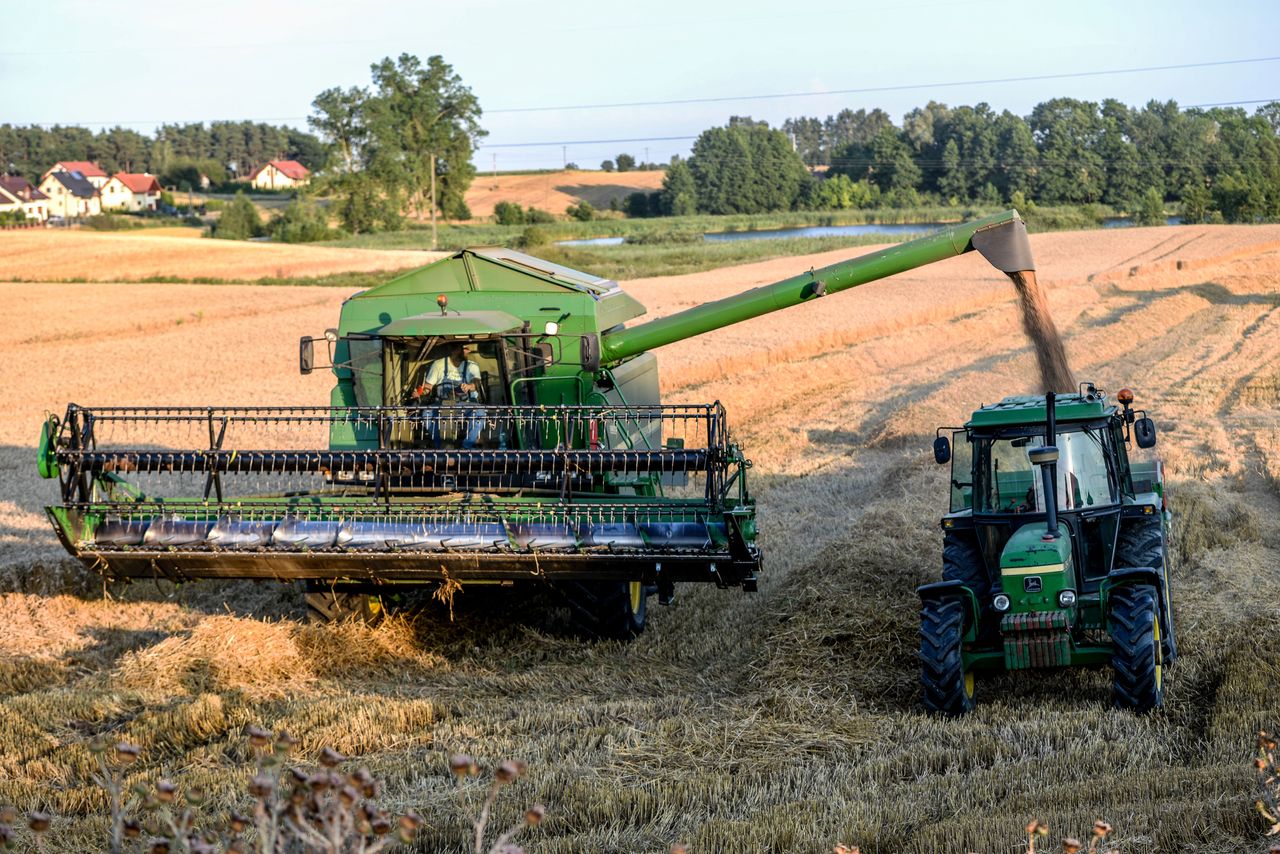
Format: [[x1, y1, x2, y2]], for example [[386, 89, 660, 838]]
[[6, 269, 397, 288]]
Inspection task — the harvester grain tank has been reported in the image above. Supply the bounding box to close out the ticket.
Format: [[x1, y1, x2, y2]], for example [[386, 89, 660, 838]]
[[40, 211, 1038, 638], [920, 388, 1174, 713]]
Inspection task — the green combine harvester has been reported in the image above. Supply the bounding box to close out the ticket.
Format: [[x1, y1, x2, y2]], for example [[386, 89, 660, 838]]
[[920, 389, 1173, 713], [40, 210, 1039, 638]]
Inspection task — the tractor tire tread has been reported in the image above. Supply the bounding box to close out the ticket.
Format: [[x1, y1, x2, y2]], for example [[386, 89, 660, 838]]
[[559, 581, 647, 640], [920, 598, 973, 716], [1109, 585, 1163, 713]]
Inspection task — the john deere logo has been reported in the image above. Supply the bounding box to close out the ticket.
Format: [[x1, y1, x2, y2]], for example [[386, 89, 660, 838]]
[[1023, 577, 1043, 593]]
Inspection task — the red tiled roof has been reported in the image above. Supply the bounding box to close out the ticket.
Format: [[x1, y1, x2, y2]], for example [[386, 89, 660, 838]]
[[255, 159, 310, 181], [0, 176, 44, 200], [111, 172, 162, 194], [53, 161, 107, 178]]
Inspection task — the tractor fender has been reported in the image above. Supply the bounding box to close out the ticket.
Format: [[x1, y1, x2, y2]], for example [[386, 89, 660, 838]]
[[1101, 567, 1163, 613], [917, 580, 981, 642]]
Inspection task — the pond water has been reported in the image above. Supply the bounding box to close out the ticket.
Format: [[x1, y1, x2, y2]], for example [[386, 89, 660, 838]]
[[555, 216, 1184, 247]]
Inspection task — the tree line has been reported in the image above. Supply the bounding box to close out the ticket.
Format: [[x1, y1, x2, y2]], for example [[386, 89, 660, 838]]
[[646, 99, 1280, 222], [0, 121, 326, 189]]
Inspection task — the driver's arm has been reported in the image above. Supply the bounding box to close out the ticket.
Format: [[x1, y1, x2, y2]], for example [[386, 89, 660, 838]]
[[459, 360, 480, 394]]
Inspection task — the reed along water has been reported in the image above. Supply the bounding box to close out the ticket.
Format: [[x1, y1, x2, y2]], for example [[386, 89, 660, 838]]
[[1008, 270, 1077, 393]]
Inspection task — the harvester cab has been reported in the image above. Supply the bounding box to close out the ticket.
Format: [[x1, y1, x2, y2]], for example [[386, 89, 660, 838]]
[[40, 211, 1045, 639], [919, 386, 1174, 715]]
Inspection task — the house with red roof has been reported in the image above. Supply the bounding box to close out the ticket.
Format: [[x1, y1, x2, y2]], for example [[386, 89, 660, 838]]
[[101, 172, 163, 212], [250, 159, 310, 190], [42, 161, 109, 190], [0, 177, 50, 222]]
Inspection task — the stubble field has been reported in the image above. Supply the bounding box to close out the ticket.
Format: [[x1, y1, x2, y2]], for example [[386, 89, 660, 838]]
[[2, 224, 1280, 852]]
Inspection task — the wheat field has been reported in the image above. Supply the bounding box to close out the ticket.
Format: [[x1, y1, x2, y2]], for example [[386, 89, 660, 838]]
[[2, 225, 1280, 852]]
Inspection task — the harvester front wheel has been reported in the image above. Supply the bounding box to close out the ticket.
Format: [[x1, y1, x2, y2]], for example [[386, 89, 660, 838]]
[[919, 598, 974, 716], [1109, 585, 1163, 713], [560, 581, 648, 640], [304, 584, 385, 626]]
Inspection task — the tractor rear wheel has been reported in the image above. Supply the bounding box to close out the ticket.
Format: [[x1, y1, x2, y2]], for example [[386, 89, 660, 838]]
[[1109, 584, 1164, 713], [919, 598, 974, 716], [1115, 517, 1177, 663], [560, 581, 649, 640], [304, 583, 385, 626]]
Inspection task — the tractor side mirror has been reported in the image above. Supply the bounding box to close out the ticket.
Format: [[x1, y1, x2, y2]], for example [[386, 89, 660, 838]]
[[932, 436, 951, 464], [1134, 417, 1157, 448], [299, 336, 315, 375]]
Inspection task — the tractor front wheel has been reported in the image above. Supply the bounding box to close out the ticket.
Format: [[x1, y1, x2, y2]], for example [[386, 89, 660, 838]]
[[304, 583, 385, 626], [561, 581, 649, 640], [919, 598, 975, 716], [1109, 585, 1164, 713]]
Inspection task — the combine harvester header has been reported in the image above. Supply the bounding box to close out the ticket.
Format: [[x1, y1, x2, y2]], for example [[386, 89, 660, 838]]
[[39, 211, 1036, 637]]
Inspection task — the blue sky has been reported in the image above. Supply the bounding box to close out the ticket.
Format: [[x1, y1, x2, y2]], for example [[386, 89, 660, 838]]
[[3, 0, 1277, 170]]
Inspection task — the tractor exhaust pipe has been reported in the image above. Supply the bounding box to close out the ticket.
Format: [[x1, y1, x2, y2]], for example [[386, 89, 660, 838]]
[[1029, 392, 1061, 540]]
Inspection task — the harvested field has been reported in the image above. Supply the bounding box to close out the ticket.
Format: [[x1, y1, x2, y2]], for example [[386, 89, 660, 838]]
[[2, 224, 1280, 851], [464, 168, 665, 219], [0, 229, 443, 282]]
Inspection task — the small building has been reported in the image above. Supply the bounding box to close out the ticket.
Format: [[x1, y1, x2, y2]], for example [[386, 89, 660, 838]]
[[0, 177, 50, 222], [38, 170, 102, 219], [250, 159, 310, 190], [101, 172, 163, 212], [42, 161, 109, 190]]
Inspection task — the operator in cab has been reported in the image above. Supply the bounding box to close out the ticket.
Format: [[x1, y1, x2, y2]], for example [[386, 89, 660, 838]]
[[412, 341, 481, 403], [410, 341, 486, 449]]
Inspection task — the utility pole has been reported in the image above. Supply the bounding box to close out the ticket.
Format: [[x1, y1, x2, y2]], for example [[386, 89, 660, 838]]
[[644, 147, 649, 166], [429, 152, 438, 251], [562, 146, 567, 169], [492, 153, 497, 179]]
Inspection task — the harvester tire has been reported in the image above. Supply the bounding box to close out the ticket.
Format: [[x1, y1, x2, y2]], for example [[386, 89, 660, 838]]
[[1109, 584, 1164, 714], [919, 598, 974, 716], [304, 585, 384, 626], [941, 532, 993, 640], [1115, 517, 1177, 663], [560, 581, 648, 640]]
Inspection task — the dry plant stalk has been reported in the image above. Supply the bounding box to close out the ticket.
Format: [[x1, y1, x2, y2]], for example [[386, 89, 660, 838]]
[[1258, 729, 1280, 836], [449, 753, 545, 854]]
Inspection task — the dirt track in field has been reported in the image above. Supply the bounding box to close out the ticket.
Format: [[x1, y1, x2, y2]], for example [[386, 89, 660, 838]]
[[2, 224, 1280, 852]]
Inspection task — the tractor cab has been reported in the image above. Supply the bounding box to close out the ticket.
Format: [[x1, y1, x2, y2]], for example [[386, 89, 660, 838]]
[[920, 386, 1173, 716]]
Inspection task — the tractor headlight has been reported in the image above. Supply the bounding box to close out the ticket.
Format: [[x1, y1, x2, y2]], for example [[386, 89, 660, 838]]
[[992, 594, 1011, 612], [1057, 589, 1077, 608]]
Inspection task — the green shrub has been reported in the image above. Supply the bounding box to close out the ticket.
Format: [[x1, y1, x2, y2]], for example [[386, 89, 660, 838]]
[[270, 200, 338, 243], [82, 214, 144, 231], [494, 201, 525, 225], [623, 229, 703, 245], [566, 200, 594, 222], [525, 207, 555, 224], [515, 225, 551, 249], [213, 192, 263, 240]]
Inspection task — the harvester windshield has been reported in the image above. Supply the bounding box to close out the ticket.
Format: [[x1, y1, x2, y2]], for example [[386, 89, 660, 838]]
[[975, 427, 1116, 514]]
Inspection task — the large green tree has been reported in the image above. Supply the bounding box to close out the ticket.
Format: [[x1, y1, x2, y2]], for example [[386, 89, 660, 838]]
[[686, 119, 811, 214], [361, 53, 485, 221]]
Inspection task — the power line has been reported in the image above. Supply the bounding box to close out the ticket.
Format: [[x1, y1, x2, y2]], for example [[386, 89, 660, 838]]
[[487, 56, 1280, 113]]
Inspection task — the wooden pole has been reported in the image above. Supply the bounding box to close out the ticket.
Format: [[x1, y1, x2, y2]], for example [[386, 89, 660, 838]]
[[430, 152, 438, 251]]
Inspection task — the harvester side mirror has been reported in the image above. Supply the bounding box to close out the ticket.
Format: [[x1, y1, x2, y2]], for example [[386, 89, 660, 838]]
[[299, 336, 315, 375], [932, 436, 951, 465], [1134, 417, 1157, 449]]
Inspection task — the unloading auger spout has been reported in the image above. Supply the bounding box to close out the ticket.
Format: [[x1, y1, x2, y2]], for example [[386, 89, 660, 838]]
[[597, 209, 1035, 365]]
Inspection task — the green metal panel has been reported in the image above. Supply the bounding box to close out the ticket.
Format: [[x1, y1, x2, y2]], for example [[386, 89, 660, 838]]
[[379, 310, 523, 337], [968, 394, 1114, 428]]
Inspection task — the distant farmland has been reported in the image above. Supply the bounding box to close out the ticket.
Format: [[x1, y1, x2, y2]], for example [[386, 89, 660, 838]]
[[464, 168, 664, 218]]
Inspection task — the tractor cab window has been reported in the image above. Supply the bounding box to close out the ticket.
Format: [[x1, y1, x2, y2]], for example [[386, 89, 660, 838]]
[[976, 427, 1116, 514]]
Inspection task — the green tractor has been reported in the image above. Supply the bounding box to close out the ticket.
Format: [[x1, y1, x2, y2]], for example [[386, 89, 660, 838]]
[[919, 387, 1174, 714]]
